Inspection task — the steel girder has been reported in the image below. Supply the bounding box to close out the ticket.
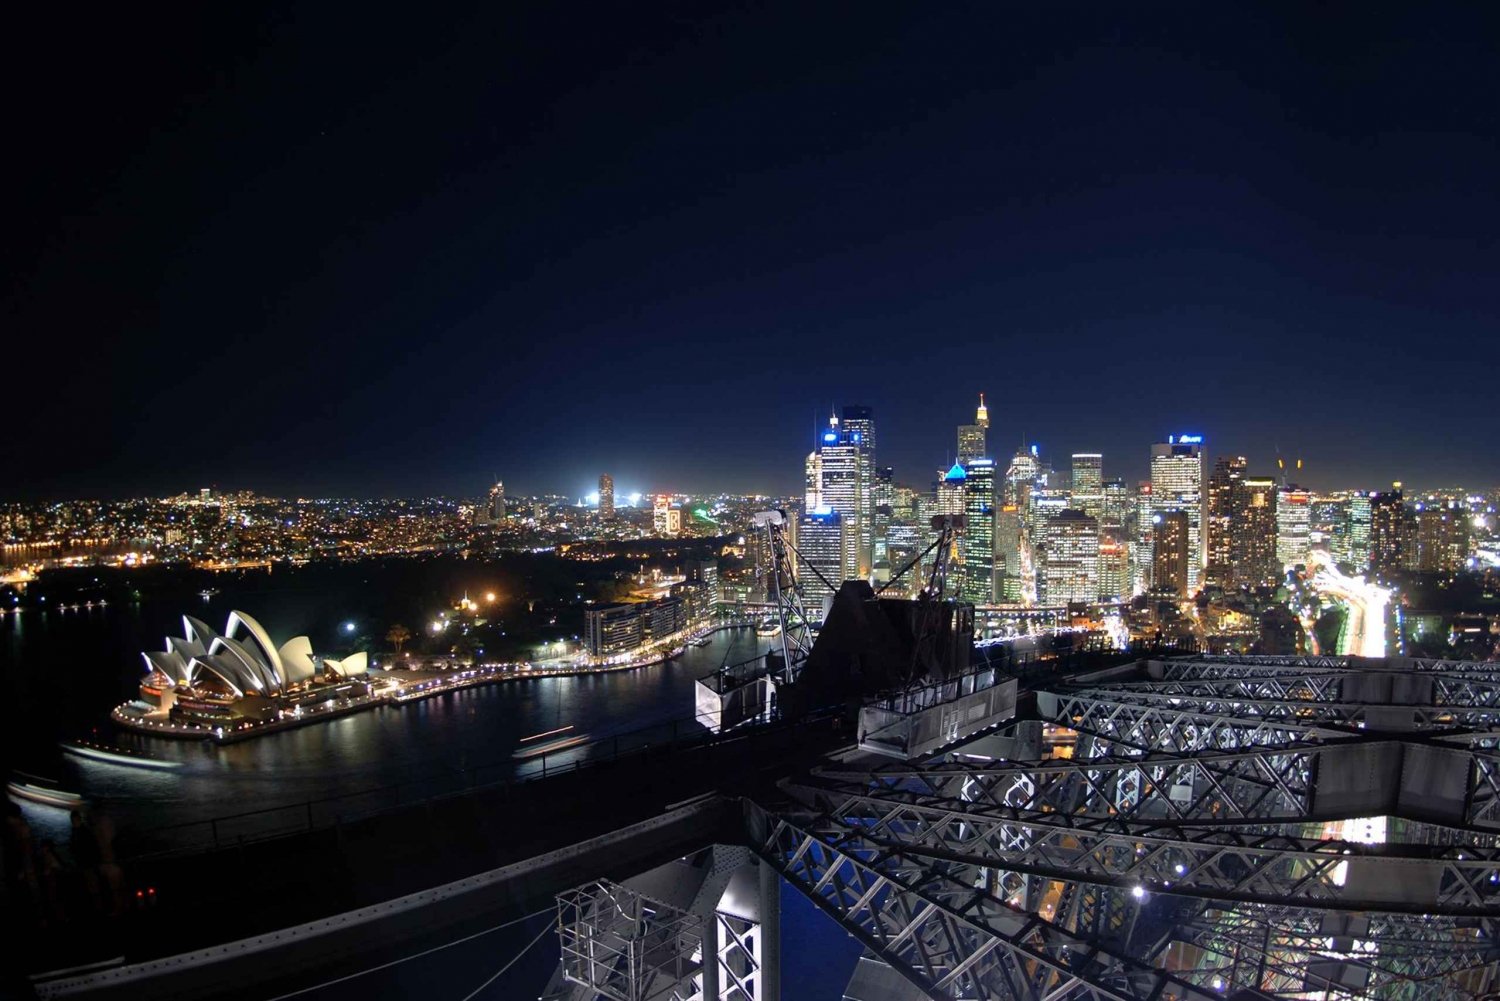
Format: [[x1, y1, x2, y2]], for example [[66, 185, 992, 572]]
[[766, 739, 1500, 997], [1185, 654, 1500, 676], [814, 745, 1325, 826], [1053, 671, 1500, 717], [751, 799, 1494, 1000], [782, 777, 1500, 916], [818, 740, 1500, 830], [1041, 690, 1325, 753], [1072, 672, 1500, 704], [744, 656, 1500, 999], [1043, 659, 1500, 754], [1047, 687, 1500, 739], [747, 802, 1219, 1001], [1173, 906, 1499, 999]]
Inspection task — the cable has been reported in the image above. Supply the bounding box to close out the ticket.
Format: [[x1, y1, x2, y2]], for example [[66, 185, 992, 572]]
[[455, 918, 555, 1001], [263, 907, 551, 1000]]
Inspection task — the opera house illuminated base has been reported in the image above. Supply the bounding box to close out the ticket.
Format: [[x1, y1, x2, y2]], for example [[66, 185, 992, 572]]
[[114, 610, 376, 740]]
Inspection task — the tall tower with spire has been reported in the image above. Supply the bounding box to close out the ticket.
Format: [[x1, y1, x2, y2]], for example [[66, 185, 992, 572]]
[[957, 393, 989, 465]]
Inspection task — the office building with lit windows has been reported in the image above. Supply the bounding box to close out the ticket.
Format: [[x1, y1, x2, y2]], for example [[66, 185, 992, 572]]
[[996, 504, 1024, 602], [1276, 485, 1312, 569], [936, 462, 967, 517], [1131, 481, 1153, 594], [841, 405, 877, 576], [959, 458, 996, 603], [1098, 530, 1128, 601], [598, 474, 615, 520], [809, 408, 873, 582], [1205, 456, 1246, 587], [1369, 489, 1407, 578], [484, 480, 506, 524], [1037, 509, 1099, 604], [804, 450, 822, 511], [1101, 478, 1129, 531], [871, 466, 894, 582], [1069, 453, 1104, 519], [1005, 446, 1040, 529], [797, 509, 846, 620], [1236, 476, 1280, 586], [1344, 493, 1372, 569], [1150, 435, 1205, 593], [1412, 504, 1469, 573], [956, 394, 989, 465], [1152, 509, 1191, 597], [653, 494, 673, 535]]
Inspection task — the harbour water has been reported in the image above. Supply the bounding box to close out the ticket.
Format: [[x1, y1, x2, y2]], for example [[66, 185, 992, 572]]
[[2, 559, 767, 846]]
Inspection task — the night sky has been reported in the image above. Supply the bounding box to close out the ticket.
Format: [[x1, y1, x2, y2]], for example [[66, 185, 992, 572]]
[[6, 3, 1499, 500]]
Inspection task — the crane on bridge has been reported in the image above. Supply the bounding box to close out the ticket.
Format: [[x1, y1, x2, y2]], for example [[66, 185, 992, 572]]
[[697, 511, 969, 732]]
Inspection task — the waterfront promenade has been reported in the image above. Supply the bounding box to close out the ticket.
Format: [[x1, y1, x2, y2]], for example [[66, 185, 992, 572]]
[[109, 620, 755, 743]]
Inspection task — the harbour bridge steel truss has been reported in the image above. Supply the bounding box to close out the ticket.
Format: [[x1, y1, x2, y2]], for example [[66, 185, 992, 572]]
[[750, 655, 1500, 1000]]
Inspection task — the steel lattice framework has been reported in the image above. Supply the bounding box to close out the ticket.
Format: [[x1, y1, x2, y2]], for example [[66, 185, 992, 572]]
[[753, 655, 1500, 1000]]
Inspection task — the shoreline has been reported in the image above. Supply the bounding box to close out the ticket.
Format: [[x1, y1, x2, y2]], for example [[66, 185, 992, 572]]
[[109, 621, 757, 744]]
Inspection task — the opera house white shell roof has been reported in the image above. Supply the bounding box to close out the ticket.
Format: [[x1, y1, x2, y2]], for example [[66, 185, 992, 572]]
[[143, 611, 367, 697]]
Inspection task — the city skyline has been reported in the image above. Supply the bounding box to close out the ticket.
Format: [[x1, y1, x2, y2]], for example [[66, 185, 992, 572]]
[[6, 6, 1500, 498], [1, 412, 1488, 503]]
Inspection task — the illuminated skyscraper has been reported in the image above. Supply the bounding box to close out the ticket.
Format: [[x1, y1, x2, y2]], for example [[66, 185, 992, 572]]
[[1369, 489, 1406, 578], [1205, 458, 1279, 588], [841, 405, 877, 577], [805, 407, 875, 581], [1205, 456, 1246, 586], [1275, 485, 1312, 568], [1069, 453, 1104, 519], [1310, 495, 1343, 555], [1005, 442, 1041, 591], [796, 509, 845, 620], [487, 480, 506, 523], [1412, 504, 1469, 573], [959, 458, 996, 604], [598, 474, 615, 520], [935, 462, 967, 517], [804, 451, 822, 511], [1237, 476, 1280, 586], [1038, 509, 1099, 604], [816, 415, 863, 582], [653, 494, 672, 535], [1345, 493, 1372, 569], [1131, 481, 1153, 594], [1150, 435, 1205, 592], [1097, 530, 1128, 601], [995, 503, 1023, 602], [1101, 478, 1129, 531], [957, 394, 989, 465], [1005, 446, 1039, 512], [1152, 509, 1191, 597], [872, 465, 894, 583], [1031, 490, 1068, 526]]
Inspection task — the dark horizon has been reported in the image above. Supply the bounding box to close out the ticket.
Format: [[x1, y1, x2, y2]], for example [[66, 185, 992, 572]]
[[6, 4, 1499, 500]]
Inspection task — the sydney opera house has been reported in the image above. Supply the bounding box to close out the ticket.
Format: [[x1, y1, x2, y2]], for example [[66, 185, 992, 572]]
[[123, 610, 372, 733]]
